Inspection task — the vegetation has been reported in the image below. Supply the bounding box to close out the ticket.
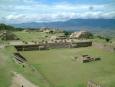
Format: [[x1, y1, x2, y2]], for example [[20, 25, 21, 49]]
[[14, 31, 64, 42], [0, 23, 17, 31], [63, 31, 71, 37], [21, 47, 115, 87], [0, 46, 51, 87], [0, 23, 115, 87]]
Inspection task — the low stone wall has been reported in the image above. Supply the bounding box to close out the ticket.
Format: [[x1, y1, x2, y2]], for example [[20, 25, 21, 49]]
[[47, 42, 71, 48], [15, 41, 92, 51], [73, 41, 92, 48], [15, 44, 48, 51], [87, 81, 101, 87], [93, 42, 115, 52]]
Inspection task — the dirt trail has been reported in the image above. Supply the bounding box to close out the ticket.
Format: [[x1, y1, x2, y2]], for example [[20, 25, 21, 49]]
[[11, 72, 38, 87]]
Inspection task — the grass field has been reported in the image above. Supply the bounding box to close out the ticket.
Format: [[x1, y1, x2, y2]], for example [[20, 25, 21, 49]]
[[14, 31, 64, 42], [20, 47, 115, 87], [0, 30, 115, 87], [14, 31, 115, 47]]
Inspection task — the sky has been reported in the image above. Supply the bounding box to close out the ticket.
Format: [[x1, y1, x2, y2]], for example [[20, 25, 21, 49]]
[[0, 0, 115, 24]]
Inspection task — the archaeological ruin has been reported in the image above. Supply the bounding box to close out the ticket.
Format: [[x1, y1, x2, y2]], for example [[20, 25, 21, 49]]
[[14, 41, 92, 51]]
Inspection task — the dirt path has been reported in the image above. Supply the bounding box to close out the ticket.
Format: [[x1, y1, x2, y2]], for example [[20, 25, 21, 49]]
[[11, 72, 38, 87]]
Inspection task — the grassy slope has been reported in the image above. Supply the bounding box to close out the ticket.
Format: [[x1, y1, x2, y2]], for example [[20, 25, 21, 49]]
[[0, 46, 51, 87], [0, 46, 20, 87], [21, 47, 115, 87]]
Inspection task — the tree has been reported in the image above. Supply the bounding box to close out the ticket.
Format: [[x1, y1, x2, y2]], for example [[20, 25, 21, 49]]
[[63, 31, 71, 37], [0, 23, 16, 31], [105, 38, 110, 42], [49, 30, 54, 34]]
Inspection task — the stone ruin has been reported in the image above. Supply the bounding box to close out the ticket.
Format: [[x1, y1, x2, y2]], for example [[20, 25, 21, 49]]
[[15, 44, 48, 51], [13, 30, 93, 51], [14, 53, 27, 63], [70, 31, 93, 39], [50, 35, 66, 41], [87, 81, 101, 87], [14, 41, 92, 51], [78, 55, 101, 63]]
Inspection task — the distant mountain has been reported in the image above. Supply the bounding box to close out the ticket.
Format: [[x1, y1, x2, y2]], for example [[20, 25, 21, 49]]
[[12, 19, 115, 31]]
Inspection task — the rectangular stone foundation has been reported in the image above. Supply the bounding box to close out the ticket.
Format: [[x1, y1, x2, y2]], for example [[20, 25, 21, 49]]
[[15, 41, 92, 51]]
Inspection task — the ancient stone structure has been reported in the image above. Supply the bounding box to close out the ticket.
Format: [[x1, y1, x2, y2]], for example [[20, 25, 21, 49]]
[[14, 41, 92, 51], [71, 41, 92, 48], [70, 31, 93, 39], [78, 55, 101, 63], [14, 53, 27, 63], [50, 35, 66, 41], [87, 81, 101, 87], [47, 42, 71, 49], [15, 44, 48, 51]]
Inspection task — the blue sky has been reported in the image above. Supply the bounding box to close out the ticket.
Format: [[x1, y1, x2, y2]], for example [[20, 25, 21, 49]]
[[0, 0, 115, 23]]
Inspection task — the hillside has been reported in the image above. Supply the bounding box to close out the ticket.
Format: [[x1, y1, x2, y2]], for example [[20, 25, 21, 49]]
[[13, 19, 115, 30]]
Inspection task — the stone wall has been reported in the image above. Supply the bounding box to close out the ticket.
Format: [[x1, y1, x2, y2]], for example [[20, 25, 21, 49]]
[[15, 41, 92, 51], [15, 44, 48, 51], [47, 42, 71, 49], [87, 81, 101, 87], [73, 41, 92, 48]]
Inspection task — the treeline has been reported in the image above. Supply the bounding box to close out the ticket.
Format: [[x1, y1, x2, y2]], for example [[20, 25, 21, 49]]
[[0, 23, 23, 31]]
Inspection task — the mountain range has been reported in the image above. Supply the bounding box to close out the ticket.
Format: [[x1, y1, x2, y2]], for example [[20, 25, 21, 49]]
[[12, 19, 115, 31]]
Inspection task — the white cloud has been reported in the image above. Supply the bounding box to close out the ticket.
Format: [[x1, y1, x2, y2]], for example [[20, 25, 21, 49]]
[[4, 11, 115, 23], [0, 0, 115, 23]]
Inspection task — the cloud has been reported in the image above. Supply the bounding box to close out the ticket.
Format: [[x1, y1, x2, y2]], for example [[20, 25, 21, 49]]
[[0, 0, 115, 23], [3, 11, 115, 23]]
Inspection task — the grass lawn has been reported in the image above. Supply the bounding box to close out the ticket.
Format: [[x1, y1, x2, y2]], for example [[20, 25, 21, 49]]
[[14, 31, 64, 42], [20, 47, 115, 87]]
